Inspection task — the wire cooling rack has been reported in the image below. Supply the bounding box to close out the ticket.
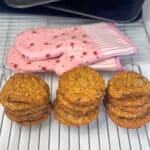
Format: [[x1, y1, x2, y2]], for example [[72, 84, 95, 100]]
[[0, 14, 150, 150]]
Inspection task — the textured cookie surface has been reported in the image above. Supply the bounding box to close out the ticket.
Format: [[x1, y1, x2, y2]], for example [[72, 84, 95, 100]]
[[107, 97, 150, 113], [0, 73, 52, 126], [54, 112, 73, 126], [108, 109, 150, 128], [0, 98, 37, 111], [108, 71, 150, 99], [5, 103, 51, 117], [108, 95, 150, 107], [105, 100, 145, 119], [54, 105, 99, 125], [54, 100, 99, 117], [58, 66, 105, 105], [5, 107, 49, 122], [56, 91, 99, 112], [6, 107, 51, 126], [0, 73, 50, 106]]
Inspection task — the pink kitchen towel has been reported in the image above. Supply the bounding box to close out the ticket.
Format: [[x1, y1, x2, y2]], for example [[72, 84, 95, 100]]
[[7, 47, 123, 75], [14, 23, 136, 61], [6, 22, 136, 75]]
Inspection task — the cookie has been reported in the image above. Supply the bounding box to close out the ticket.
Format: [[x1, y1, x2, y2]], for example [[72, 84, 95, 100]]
[[54, 106, 99, 125], [107, 71, 150, 99], [104, 100, 145, 119], [54, 111, 72, 126], [17, 108, 51, 126], [108, 95, 150, 107], [58, 66, 105, 105], [0, 97, 37, 111], [56, 91, 100, 113], [5, 107, 49, 122], [113, 102, 150, 113], [0, 73, 50, 106], [107, 98, 150, 113], [6, 107, 51, 125], [0, 73, 52, 126], [54, 100, 99, 117], [107, 109, 150, 128], [5, 103, 51, 116]]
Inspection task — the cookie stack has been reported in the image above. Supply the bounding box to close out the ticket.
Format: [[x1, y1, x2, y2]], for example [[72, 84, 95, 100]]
[[0, 73, 52, 126], [54, 66, 105, 125], [105, 71, 150, 128]]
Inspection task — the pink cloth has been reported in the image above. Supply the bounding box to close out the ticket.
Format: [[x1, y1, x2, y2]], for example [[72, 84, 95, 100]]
[[14, 26, 96, 60], [6, 22, 136, 75], [14, 23, 136, 61], [7, 47, 123, 75]]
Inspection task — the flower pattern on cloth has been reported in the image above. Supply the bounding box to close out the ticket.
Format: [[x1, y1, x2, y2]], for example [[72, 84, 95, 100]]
[[7, 47, 123, 75], [6, 22, 136, 75]]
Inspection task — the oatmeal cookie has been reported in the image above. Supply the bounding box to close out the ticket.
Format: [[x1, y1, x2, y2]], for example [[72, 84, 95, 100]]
[[107, 71, 150, 99]]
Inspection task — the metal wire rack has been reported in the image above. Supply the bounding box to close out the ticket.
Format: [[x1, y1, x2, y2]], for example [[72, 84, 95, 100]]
[[0, 14, 150, 150]]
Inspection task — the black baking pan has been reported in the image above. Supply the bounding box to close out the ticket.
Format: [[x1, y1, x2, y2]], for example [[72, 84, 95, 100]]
[[0, 1, 85, 18], [4, 0, 145, 22], [46, 0, 145, 22], [4, 0, 62, 8]]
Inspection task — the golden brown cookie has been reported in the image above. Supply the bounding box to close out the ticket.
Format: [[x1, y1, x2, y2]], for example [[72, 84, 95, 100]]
[[6, 107, 51, 126], [108, 95, 150, 107], [5, 105, 51, 117], [115, 102, 150, 113], [0, 73, 52, 126], [5, 106, 51, 122], [5, 110, 44, 122], [0, 96, 36, 111], [0, 73, 50, 106], [54, 112, 72, 126], [54, 100, 99, 117], [58, 66, 105, 105], [17, 108, 51, 126], [104, 100, 145, 119], [107, 71, 150, 99], [54, 106, 99, 125], [56, 92, 100, 113], [107, 98, 150, 113], [5, 102, 51, 116], [107, 109, 150, 128]]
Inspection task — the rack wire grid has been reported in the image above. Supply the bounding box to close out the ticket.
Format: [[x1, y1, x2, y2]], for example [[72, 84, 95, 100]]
[[0, 14, 150, 150]]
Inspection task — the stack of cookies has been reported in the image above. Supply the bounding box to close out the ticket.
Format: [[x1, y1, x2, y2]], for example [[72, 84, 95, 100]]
[[0, 73, 52, 126], [54, 66, 105, 125], [105, 71, 150, 128]]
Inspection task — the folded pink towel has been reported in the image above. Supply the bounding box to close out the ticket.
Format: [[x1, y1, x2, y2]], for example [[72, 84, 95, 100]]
[[7, 47, 123, 75], [6, 22, 136, 75], [14, 23, 136, 61]]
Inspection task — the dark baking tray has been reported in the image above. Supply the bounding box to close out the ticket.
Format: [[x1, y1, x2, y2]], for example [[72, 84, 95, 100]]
[[4, 0, 62, 8], [3, 0, 144, 22], [46, 0, 144, 22]]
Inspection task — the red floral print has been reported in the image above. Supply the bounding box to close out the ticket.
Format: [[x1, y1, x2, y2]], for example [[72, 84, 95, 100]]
[[93, 51, 98, 55]]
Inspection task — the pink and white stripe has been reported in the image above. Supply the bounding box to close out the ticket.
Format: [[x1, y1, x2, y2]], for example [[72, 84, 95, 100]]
[[81, 23, 136, 57]]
